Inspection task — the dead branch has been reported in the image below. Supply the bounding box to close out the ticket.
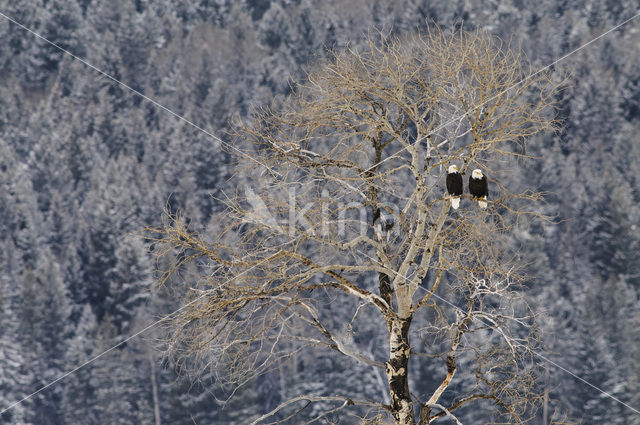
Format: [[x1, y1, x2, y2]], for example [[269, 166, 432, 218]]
[[149, 23, 561, 425]]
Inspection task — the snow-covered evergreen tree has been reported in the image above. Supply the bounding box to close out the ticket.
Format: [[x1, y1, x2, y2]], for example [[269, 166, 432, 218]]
[[106, 236, 151, 333], [18, 252, 71, 425], [62, 304, 99, 425], [0, 275, 31, 425], [0, 0, 639, 422]]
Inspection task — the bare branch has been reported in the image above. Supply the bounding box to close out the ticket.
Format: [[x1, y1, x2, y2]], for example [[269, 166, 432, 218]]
[[150, 23, 561, 425], [250, 395, 386, 425]]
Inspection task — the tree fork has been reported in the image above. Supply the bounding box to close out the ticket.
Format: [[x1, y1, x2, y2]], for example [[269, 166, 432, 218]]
[[154, 26, 560, 424], [386, 316, 415, 425]]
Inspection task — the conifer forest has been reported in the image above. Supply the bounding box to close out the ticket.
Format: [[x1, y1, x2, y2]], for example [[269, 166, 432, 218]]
[[2, 1, 640, 424]]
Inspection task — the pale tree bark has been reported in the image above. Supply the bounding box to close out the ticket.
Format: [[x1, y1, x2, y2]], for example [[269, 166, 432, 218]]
[[148, 349, 161, 425], [148, 25, 561, 425], [386, 317, 413, 424]]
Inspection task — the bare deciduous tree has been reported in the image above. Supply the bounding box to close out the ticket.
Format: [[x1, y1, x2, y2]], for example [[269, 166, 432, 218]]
[[149, 25, 561, 425]]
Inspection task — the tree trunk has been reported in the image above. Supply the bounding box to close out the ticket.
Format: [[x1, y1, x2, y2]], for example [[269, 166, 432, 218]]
[[386, 317, 415, 425], [542, 366, 549, 425], [379, 272, 393, 308], [149, 351, 161, 425]]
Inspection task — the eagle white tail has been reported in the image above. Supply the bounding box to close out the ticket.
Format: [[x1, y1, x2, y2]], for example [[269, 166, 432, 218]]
[[451, 197, 460, 210], [478, 197, 488, 209]]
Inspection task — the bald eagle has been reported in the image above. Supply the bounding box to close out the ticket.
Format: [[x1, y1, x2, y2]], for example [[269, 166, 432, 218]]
[[469, 169, 488, 208], [446, 164, 463, 209]]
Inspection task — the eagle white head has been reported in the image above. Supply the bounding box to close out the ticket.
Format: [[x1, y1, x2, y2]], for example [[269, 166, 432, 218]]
[[448, 164, 459, 173], [472, 169, 484, 179]]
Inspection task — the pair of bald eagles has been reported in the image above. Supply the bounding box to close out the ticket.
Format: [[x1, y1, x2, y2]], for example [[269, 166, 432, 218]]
[[446, 165, 488, 209]]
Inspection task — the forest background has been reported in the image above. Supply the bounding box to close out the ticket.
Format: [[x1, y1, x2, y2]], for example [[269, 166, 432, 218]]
[[1, 0, 640, 424]]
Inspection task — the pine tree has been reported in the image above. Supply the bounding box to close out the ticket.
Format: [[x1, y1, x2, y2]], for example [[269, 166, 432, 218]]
[[40, 0, 85, 71], [78, 155, 151, 317], [106, 236, 151, 334], [586, 164, 640, 281], [571, 299, 628, 424], [91, 317, 154, 425], [0, 274, 31, 425], [18, 252, 71, 425], [62, 304, 99, 425]]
